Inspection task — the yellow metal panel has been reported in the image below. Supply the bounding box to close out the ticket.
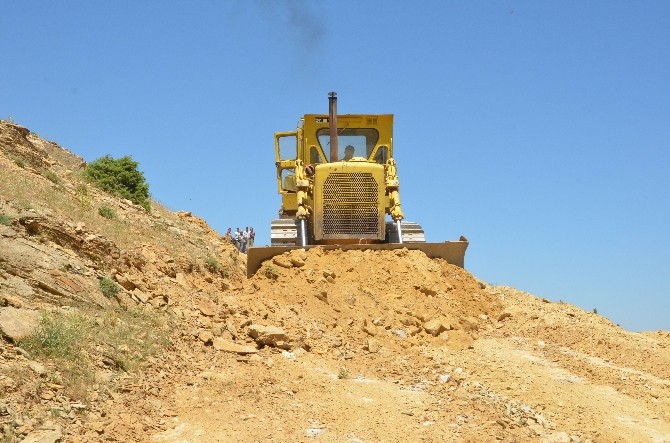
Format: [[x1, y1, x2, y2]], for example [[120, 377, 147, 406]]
[[313, 161, 385, 240]]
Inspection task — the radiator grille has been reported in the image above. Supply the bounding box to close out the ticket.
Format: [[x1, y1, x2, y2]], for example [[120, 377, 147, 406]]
[[321, 172, 380, 237]]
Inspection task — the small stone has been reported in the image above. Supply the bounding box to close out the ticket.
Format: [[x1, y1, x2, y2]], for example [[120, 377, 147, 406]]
[[543, 432, 571, 443], [40, 391, 55, 400], [212, 338, 258, 354], [29, 361, 47, 376], [367, 339, 379, 353], [460, 316, 479, 331], [497, 311, 512, 321], [289, 257, 305, 267], [248, 324, 289, 347], [423, 319, 446, 337], [20, 426, 62, 443], [132, 288, 149, 304], [198, 331, 213, 344], [361, 322, 378, 336]]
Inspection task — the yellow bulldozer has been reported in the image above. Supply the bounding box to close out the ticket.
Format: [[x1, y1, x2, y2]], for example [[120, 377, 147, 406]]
[[246, 92, 468, 277]]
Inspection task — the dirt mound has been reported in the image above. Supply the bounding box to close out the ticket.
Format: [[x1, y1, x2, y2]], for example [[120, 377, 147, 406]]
[[1, 120, 669, 442]]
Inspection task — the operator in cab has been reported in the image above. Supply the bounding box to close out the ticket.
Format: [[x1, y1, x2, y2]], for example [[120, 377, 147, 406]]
[[343, 145, 355, 161]]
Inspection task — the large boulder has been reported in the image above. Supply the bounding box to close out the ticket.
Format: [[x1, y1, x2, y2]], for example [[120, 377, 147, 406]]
[[0, 307, 41, 342]]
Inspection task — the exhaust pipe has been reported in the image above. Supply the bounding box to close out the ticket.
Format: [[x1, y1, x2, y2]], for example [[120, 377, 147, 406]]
[[328, 91, 338, 162]]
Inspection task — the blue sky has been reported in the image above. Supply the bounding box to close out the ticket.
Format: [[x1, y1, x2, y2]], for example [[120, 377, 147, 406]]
[[2, 1, 669, 332]]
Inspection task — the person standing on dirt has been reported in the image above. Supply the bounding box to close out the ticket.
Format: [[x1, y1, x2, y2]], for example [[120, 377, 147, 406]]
[[223, 228, 232, 244], [248, 227, 255, 248], [233, 228, 242, 251], [240, 227, 249, 253]]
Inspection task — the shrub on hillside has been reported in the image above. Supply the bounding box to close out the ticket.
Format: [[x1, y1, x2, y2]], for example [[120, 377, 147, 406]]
[[98, 204, 116, 219], [99, 277, 120, 299], [84, 155, 151, 211]]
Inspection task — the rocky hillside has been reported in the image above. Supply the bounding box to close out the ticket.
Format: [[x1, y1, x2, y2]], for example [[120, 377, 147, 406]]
[[1, 120, 669, 443]]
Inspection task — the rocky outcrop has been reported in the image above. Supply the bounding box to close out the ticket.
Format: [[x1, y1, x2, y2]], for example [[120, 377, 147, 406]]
[[0, 307, 40, 342]]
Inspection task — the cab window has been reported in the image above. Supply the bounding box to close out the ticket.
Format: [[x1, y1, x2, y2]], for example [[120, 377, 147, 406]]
[[278, 135, 297, 160], [373, 146, 389, 164], [316, 128, 379, 161]]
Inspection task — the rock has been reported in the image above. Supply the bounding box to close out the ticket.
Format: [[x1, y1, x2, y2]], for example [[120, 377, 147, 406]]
[[0, 307, 40, 342], [248, 324, 289, 347], [21, 426, 62, 443], [314, 291, 328, 303], [423, 319, 446, 336], [225, 320, 239, 339], [114, 273, 136, 291], [199, 371, 235, 383], [212, 338, 258, 354], [415, 284, 437, 296], [361, 321, 378, 336], [197, 298, 217, 317], [175, 272, 190, 288], [289, 257, 305, 267], [149, 295, 167, 308], [211, 322, 225, 337], [322, 270, 336, 279], [88, 421, 105, 434], [528, 423, 545, 437], [1, 294, 23, 308], [29, 361, 47, 375], [132, 288, 149, 304], [459, 316, 479, 331], [497, 311, 513, 321], [198, 331, 213, 344], [542, 432, 571, 443], [272, 256, 293, 269], [367, 338, 379, 353], [438, 374, 451, 383]]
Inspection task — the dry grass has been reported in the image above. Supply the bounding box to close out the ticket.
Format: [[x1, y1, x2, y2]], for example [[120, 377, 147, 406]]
[[16, 307, 172, 401], [0, 163, 221, 263]]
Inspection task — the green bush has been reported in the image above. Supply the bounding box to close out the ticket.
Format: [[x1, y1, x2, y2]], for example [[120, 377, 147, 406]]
[[84, 155, 151, 211], [45, 170, 61, 184], [99, 277, 120, 299], [0, 213, 11, 226], [98, 204, 116, 219], [263, 264, 279, 280], [20, 313, 89, 361], [204, 255, 220, 273]]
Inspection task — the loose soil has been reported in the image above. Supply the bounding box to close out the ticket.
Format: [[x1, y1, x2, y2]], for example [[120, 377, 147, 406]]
[[1, 120, 669, 443]]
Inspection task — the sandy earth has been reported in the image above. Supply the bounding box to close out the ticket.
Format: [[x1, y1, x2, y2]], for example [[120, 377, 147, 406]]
[[148, 248, 670, 443], [1, 120, 669, 443]]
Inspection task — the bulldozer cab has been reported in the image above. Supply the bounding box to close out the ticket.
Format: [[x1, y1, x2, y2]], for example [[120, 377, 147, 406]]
[[275, 114, 394, 196]]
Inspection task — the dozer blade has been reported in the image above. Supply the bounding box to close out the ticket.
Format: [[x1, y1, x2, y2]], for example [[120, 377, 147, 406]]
[[246, 240, 468, 278]]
